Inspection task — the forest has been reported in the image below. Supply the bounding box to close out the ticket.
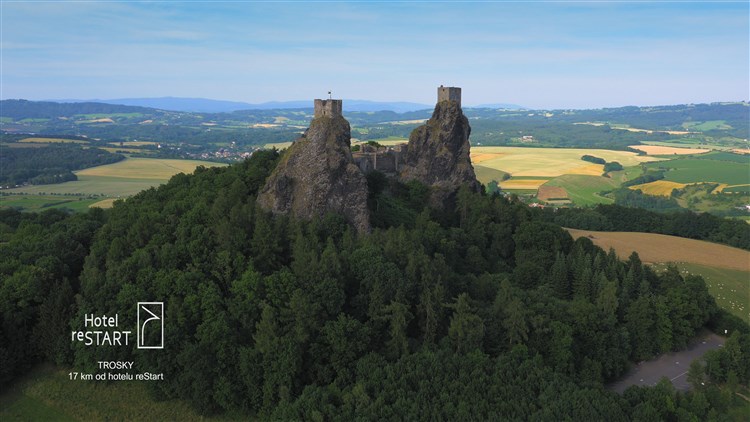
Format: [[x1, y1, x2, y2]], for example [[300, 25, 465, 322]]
[[1, 150, 748, 419], [0, 144, 124, 186], [542, 203, 750, 250]]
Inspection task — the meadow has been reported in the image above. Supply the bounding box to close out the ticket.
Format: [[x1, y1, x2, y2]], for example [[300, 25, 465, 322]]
[[470, 146, 656, 178], [628, 145, 709, 155], [0, 195, 103, 212], [0, 364, 240, 422], [18, 137, 88, 144], [629, 180, 688, 196], [651, 263, 749, 324], [468, 147, 656, 205], [565, 229, 749, 272], [4, 158, 226, 207], [645, 157, 748, 185], [543, 175, 619, 205], [566, 229, 750, 323]]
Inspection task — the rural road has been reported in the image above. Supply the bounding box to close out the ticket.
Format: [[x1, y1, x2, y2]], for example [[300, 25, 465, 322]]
[[608, 331, 725, 393]]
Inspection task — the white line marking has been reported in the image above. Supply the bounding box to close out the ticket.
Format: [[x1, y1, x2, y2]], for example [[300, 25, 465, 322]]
[[671, 371, 688, 382]]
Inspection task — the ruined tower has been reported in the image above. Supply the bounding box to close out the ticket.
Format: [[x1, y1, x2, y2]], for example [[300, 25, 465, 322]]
[[437, 86, 461, 108], [314, 99, 343, 118]]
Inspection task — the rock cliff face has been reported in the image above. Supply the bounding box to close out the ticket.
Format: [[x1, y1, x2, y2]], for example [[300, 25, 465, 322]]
[[399, 100, 480, 208], [257, 115, 370, 233]]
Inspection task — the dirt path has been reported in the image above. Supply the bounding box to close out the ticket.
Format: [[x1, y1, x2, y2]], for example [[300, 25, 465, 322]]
[[608, 331, 725, 393]]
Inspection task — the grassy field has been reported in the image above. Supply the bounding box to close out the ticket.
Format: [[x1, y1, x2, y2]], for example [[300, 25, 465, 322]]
[[0, 195, 103, 212], [628, 145, 710, 155], [76, 158, 224, 179], [629, 180, 688, 196], [645, 158, 748, 185], [723, 185, 750, 194], [537, 185, 568, 201], [566, 229, 750, 323], [565, 229, 750, 272], [640, 140, 737, 151], [473, 165, 509, 185], [470, 146, 657, 178], [98, 147, 153, 154], [499, 178, 548, 190], [0, 364, 241, 422], [108, 141, 158, 146], [5, 158, 227, 198], [264, 141, 294, 150], [88, 198, 120, 208], [543, 175, 618, 205], [651, 263, 749, 323], [18, 137, 88, 144], [683, 120, 733, 131]]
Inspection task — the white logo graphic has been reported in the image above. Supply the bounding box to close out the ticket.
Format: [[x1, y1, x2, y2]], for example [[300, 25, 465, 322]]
[[137, 302, 164, 349]]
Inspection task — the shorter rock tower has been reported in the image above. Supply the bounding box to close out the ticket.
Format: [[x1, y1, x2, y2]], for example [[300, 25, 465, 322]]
[[399, 85, 478, 208], [437, 85, 461, 108], [314, 99, 343, 118]]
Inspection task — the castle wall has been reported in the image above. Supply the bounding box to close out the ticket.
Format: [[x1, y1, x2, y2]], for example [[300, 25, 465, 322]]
[[352, 144, 408, 175]]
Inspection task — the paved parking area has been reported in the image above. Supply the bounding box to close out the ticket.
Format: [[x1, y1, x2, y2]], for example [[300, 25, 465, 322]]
[[608, 331, 725, 393]]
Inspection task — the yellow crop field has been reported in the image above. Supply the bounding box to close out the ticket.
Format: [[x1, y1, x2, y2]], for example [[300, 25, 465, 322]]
[[77, 158, 226, 179], [7, 158, 226, 197], [98, 147, 153, 154], [89, 198, 119, 208], [470, 146, 658, 177], [537, 185, 568, 201], [566, 164, 605, 176], [19, 137, 87, 144], [108, 141, 157, 146], [629, 180, 687, 196], [566, 229, 750, 272], [470, 152, 506, 163], [628, 145, 710, 155], [264, 141, 294, 150], [499, 179, 548, 190]]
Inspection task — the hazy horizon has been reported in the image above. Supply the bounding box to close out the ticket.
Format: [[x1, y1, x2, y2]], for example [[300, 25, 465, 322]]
[[6, 95, 749, 112], [2, 2, 748, 109]]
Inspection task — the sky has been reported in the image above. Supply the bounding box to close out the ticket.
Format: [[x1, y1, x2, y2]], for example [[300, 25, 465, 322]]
[[1, 1, 748, 109]]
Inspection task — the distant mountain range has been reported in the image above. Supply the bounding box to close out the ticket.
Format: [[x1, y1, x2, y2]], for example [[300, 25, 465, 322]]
[[48, 97, 525, 113], [49, 97, 433, 113]]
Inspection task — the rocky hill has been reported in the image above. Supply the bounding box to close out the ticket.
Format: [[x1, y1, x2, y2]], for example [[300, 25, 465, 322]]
[[399, 99, 480, 208], [257, 113, 370, 233]]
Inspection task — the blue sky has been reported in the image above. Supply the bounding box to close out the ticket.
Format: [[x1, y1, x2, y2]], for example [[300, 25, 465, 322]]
[[2, 1, 748, 109]]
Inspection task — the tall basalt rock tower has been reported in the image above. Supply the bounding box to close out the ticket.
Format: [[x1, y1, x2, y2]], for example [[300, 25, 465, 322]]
[[400, 86, 480, 208], [257, 99, 370, 233]]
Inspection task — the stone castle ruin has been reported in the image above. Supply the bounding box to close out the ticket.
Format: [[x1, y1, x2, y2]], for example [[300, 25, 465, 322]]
[[257, 86, 477, 232], [314, 99, 343, 118], [352, 86, 465, 176], [438, 85, 461, 107]]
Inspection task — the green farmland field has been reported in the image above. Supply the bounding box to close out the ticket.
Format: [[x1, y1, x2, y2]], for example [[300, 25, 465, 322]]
[[473, 165, 510, 185], [543, 175, 618, 206], [652, 263, 749, 324], [0, 195, 102, 212], [723, 185, 750, 194], [645, 157, 749, 185], [5, 158, 227, 198], [0, 364, 239, 422]]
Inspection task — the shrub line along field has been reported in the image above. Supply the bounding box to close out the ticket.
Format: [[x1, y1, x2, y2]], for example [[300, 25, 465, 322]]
[[3, 157, 227, 206], [566, 229, 750, 323], [628, 145, 710, 155], [565, 229, 750, 272], [470, 146, 658, 178]]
